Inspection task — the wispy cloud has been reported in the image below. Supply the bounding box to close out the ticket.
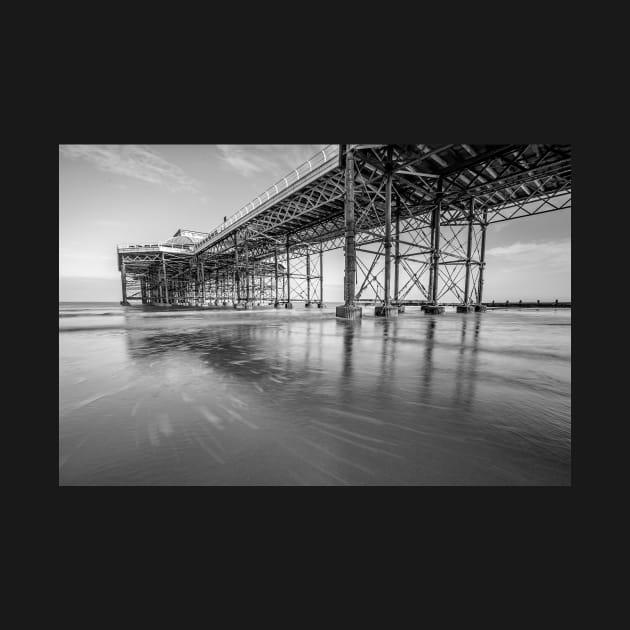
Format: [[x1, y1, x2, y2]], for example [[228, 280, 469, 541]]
[[216, 145, 327, 178], [486, 238, 571, 273], [216, 145, 270, 177], [59, 145, 202, 193]]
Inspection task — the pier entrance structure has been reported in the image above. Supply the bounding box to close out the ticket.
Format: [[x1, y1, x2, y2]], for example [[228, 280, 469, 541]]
[[117, 144, 571, 317]]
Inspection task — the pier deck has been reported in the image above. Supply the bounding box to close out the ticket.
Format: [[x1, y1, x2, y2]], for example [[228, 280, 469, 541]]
[[117, 144, 571, 315]]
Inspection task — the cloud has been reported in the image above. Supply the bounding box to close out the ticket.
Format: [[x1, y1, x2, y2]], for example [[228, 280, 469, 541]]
[[216, 144, 328, 178], [59, 145, 202, 193], [216, 145, 270, 176], [486, 238, 571, 273]]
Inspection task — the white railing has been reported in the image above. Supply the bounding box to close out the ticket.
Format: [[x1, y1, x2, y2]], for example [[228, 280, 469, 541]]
[[117, 145, 341, 256], [195, 144, 340, 251], [117, 242, 193, 251]]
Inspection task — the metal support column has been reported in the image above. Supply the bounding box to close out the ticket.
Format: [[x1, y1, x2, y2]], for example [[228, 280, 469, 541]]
[[194, 261, 199, 305], [476, 207, 488, 311], [139, 276, 146, 304], [457, 198, 476, 313], [424, 178, 444, 314], [161, 253, 169, 304], [464, 199, 474, 304], [336, 146, 361, 319], [306, 251, 311, 306], [234, 234, 240, 305], [394, 196, 400, 304], [376, 147, 397, 318], [244, 235, 250, 305], [431, 179, 443, 304], [427, 205, 435, 302], [200, 260, 206, 305], [318, 245, 324, 307], [285, 233, 292, 308], [120, 258, 128, 305], [384, 147, 392, 306], [274, 248, 279, 307]]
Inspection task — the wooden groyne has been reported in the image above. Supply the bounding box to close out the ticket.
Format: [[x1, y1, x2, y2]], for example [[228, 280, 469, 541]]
[[354, 299, 571, 309], [483, 300, 570, 309]]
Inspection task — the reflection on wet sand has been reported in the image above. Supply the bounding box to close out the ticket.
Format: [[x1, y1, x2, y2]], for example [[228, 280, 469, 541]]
[[453, 316, 482, 412], [60, 306, 571, 485]]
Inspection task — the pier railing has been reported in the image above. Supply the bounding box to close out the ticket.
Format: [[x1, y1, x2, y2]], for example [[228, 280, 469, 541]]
[[116, 146, 341, 256], [117, 242, 193, 253], [195, 144, 340, 252]]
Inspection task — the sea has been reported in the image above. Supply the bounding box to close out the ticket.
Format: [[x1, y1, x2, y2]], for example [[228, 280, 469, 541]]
[[59, 301, 571, 485]]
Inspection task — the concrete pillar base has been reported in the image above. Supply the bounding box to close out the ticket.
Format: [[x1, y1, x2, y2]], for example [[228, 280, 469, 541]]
[[474, 304, 488, 312], [335, 305, 363, 320], [456, 305, 475, 313], [285, 302, 293, 309], [374, 305, 399, 318], [317, 303, 326, 308], [424, 305, 445, 314]]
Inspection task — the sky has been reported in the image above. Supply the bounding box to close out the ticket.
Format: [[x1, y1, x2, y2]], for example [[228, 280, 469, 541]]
[[59, 145, 571, 303]]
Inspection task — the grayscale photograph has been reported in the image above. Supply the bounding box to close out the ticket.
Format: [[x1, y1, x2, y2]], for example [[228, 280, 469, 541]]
[[59, 144, 571, 486]]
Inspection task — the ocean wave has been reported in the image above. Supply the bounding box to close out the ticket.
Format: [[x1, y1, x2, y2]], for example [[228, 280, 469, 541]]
[[59, 312, 121, 318], [59, 325, 127, 333]]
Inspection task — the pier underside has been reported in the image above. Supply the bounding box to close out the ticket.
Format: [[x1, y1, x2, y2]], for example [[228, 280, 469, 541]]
[[117, 144, 571, 315]]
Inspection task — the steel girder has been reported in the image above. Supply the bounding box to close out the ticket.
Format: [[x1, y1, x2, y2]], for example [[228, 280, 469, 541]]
[[117, 144, 571, 307]]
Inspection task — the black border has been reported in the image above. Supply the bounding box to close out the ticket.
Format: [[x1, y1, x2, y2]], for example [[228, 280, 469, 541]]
[[49, 20, 594, 566]]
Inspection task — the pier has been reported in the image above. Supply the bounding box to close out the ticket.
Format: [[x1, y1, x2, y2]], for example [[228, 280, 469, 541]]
[[117, 145, 571, 316]]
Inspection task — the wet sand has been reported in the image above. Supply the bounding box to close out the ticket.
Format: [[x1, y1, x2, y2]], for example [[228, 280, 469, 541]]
[[59, 303, 571, 485]]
